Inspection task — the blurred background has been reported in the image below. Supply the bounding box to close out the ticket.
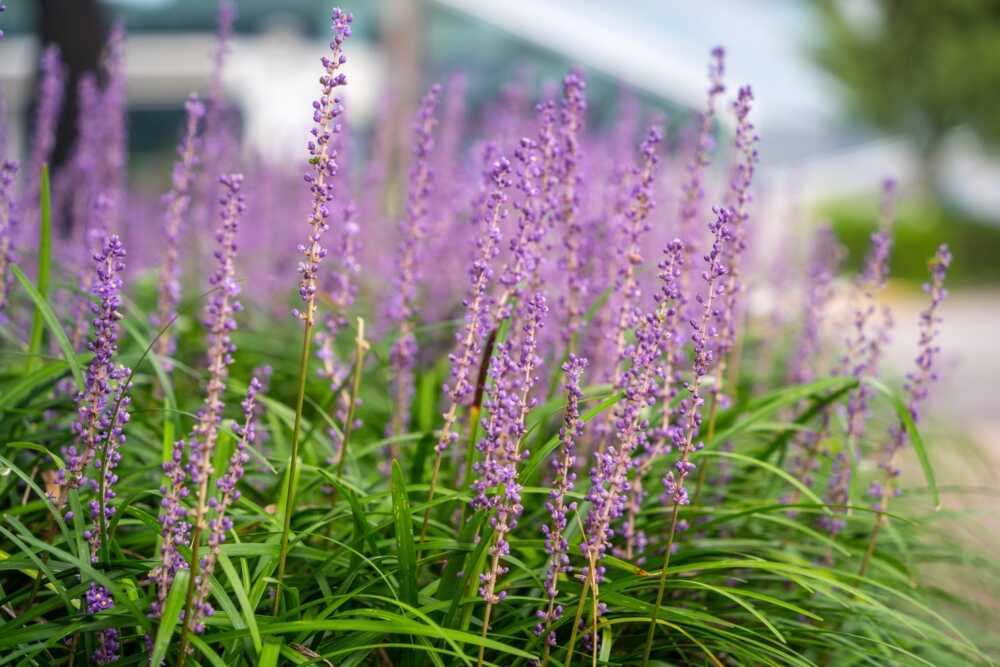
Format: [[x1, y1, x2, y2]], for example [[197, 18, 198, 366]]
[[1, 0, 997, 494]]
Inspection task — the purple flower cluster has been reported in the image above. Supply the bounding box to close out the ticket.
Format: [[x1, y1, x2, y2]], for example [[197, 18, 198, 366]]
[[189, 377, 261, 633], [436, 156, 509, 460], [57, 235, 130, 664], [295, 7, 352, 326], [789, 226, 844, 385], [610, 125, 663, 389], [189, 175, 245, 488], [155, 95, 205, 371], [60, 235, 128, 497], [497, 137, 545, 316], [474, 292, 547, 606], [823, 180, 897, 534], [388, 84, 441, 436], [785, 227, 845, 502], [24, 46, 65, 210], [535, 354, 587, 646], [556, 72, 587, 348], [0, 159, 17, 316], [872, 244, 951, 506], [714, 86, 758, 369], [150, 438, 191, 618], [663, 208, 735, 508], [623, 239, 685, 559], [85, 583, 120, 664]]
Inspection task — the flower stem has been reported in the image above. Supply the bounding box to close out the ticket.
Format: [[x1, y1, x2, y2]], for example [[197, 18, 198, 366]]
[[562, 576, 591, 667], [476, 600, 494, 667], [273, 319, 314, 616], [859, 485, 892, 577], [641, 502, 682, 666], [690, 388, 719, 506], [175, 526, 202, 666]]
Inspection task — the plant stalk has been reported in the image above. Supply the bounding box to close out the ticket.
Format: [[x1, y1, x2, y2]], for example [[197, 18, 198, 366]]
[[273, 319, 314, 616], [562, 576, 592, 667], [641, 502, 682, 666]]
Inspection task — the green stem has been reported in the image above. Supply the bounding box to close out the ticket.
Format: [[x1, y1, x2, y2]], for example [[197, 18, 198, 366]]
[[420, 452, 444, 545], [563, 575, 592, 667], [641, 502, 681, 666], [456, 406, 479, 528], [176, 525, 202, 666], [690, 390, 719, 506], [476, 601, 494, 667], [273, 319, 314, 616]]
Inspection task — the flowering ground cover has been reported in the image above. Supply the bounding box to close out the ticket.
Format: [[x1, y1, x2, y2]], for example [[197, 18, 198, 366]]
[[0, 5, 996, 666]]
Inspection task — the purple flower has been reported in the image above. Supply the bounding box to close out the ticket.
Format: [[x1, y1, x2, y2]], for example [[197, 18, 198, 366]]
[[388, 83, 441, 436], [474, 292, 547, 607], [497, 138, 543, 318], [536, 354, 587, 645], [583, 235, 686, 582], [180, 175, 246, 633], [86, 583, 120, 664], [149, 438, 191, 619], [23, 46, 65, 212], [69, 194, 113, 353], [623, 239, 685, 559], [189, 377, 261, 633], [294, 7, 352, 326], [556, 71, 587, 349], [582, 305, 663, 614], [436, 156, 509, 458], [874, 244, 951, 503], [85, 371, 131, 563], [154, 95, 205, 372], [663, 208, 735, 509], [822, 179, 897, 534], [785, 226, 845, 502], [714, 85, 758, 370], [188, 174, 245, 498], [678, 47, 726, 300], [59, 235, 128, 499], [609, 125, 663, 391], [789, 226, 844, 385], [0, 160, 17, 316]]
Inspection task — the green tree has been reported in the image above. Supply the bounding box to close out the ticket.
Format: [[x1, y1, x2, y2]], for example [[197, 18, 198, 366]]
[[813, 0, 1000, 192]]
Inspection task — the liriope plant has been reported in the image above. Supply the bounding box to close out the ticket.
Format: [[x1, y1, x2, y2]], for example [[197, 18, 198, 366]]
[[0, 6, 996, 667]]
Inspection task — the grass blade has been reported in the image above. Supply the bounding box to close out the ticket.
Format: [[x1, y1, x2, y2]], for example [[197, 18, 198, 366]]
[[151, 569, 190, 667], [12, 265, 84, 390], [26, 164, 52, 371]]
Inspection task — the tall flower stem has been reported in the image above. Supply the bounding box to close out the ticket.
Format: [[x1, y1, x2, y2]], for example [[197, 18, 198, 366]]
[[476, 595, 495, 667], [273, 322, 312, 616], [641, 502, 682, 666], [274, 7, 352, 615], [562, 567, 595, 667]]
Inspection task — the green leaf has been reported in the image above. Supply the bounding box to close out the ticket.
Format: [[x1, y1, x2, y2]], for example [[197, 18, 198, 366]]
[[391, 460, 417, 607], [866, 377, 939, 510], [438, 514, 482, 606], [691, 449, 832, 513], [150, 569, 190, 667], [3, 441, 64, 469], [217, 551, 263, 652], [12, 265, 84, 390], [26, 164, 52, 371], [259, 640, 282, 667], [0, 360, 75, 409]]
